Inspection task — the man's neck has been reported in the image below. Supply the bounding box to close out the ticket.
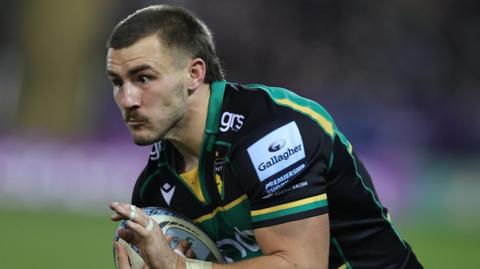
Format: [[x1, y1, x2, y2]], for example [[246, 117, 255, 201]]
[[167, 83, 211, 173]]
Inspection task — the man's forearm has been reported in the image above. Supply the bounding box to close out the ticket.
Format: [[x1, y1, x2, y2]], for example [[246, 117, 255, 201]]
[[212, 254, 293, 269], [179, 252, 325, 269]]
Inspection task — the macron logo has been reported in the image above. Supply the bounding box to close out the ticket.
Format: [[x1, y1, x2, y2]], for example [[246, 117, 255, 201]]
[[161, 183, 175, 206]]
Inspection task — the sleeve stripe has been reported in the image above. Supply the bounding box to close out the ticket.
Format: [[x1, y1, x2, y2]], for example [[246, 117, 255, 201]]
[[275, 98, 335, 138], [194, 194, 248, 224], [251, 194, 328, 223]]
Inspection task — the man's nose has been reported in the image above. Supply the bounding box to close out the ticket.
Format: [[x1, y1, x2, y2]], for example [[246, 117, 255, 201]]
[[121, 83, 141, 109]]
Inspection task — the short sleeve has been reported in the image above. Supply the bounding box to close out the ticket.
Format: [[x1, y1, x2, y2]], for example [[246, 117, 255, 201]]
[[232, 117, 334, 229]]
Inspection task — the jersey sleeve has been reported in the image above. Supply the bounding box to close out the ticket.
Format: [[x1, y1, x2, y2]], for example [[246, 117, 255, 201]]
[[232, 113, 335, 229]]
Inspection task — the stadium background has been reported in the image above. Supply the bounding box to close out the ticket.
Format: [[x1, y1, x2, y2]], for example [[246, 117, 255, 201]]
[[0, 0, 479, 268]]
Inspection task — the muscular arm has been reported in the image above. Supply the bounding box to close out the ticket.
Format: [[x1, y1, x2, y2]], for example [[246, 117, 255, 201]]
[[212, 214, 329, 269], [112, 203, 329, 269]]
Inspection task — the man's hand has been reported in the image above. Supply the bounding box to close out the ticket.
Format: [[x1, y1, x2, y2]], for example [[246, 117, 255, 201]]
[[115, 241, 149, 269], [114, 238, 196, 269], [111, 202, 329, 269], [110, 202, 188, 269]]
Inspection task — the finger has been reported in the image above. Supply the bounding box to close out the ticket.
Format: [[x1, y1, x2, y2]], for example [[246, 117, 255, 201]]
[[110, 203, 140, 222], [110, 202, 132, 220], [115, 242, 132, 269], [118, 228, 142, 246], [110, 203, 150, 226], [185, 248, 196, 259], [175, 239, 190, 253], [125, 220, 150, 238], [111, 212, 126, 221]]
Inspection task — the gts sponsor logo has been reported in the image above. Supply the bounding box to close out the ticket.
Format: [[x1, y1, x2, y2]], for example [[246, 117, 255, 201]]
[[258, 145, 303, 171], [220, 112, 244, 132]]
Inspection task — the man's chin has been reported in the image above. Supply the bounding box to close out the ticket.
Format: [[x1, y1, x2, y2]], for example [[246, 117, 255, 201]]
[[133, 139, 155, 146], [131, 134, 159, 146]]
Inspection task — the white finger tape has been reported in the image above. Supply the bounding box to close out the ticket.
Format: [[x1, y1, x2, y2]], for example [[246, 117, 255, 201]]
[[174, 249, 185, 257], [185, 258, 213, 269], [144, 217, 154, 232], [129, 205, 136, 221]]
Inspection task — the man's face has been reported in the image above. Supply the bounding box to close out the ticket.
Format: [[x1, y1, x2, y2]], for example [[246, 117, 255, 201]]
[[106, 35, 190, 145]]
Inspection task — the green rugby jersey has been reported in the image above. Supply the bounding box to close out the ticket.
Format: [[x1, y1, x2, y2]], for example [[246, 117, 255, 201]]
[[131, 81, 422, 268]]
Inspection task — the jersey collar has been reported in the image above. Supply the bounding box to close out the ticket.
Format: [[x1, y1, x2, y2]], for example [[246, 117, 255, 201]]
[[196, 80, 226, 205], [205, 80, 226, 135]]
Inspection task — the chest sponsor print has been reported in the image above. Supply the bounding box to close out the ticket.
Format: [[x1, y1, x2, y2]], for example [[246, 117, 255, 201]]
[[219, 112, 245, 132], [150, 141, 163, 160]]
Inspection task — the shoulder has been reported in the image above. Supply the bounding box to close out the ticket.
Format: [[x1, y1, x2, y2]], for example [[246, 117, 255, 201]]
[[220, 82, 339, 194], [223, 82, 336, 139]]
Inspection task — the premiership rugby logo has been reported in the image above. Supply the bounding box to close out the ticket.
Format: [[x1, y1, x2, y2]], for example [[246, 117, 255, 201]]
[[247, 121, 305, 181]]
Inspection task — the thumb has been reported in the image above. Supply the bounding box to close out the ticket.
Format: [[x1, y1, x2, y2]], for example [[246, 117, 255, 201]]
[[115, 242, 132, 269]]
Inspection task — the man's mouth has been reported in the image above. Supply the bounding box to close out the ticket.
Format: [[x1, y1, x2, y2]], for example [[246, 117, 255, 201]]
[[124, 115, 147, 127], [126, 120, 145, 127]]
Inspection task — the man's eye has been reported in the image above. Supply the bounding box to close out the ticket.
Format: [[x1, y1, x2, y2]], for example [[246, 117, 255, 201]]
[[138, 75, 151, 83], [112, 79, 123, 87]]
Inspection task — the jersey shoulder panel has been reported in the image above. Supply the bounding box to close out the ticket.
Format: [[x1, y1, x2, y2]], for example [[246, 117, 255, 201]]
[[221, 83, 339, 228]]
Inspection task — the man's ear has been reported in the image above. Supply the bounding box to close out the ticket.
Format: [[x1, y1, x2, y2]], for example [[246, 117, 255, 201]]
[[187, 58, 206, 93]]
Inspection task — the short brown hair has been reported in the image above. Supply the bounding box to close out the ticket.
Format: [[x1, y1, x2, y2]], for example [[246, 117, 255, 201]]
[[107, 5, 224, 82]]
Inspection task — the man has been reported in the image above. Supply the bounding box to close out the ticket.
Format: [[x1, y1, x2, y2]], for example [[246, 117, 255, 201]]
[[107, 5, 422, 269]]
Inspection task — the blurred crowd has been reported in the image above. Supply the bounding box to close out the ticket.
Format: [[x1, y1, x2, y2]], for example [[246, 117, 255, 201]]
[[0, 0, 479, 154]]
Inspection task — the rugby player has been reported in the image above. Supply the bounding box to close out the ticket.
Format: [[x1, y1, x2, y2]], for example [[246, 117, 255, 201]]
[[107, 5, 423, 269]]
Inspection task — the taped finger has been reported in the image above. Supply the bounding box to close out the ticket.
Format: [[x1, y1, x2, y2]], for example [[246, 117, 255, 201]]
[[125, 220, 150, 238], [144, 217, 155, 232], [128, 205, 137, 221], [174, 249, 185, 257]]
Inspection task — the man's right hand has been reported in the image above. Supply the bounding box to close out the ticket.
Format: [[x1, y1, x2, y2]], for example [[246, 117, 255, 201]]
[[115, 239, 196, 269], [115, 241, 149, 269]]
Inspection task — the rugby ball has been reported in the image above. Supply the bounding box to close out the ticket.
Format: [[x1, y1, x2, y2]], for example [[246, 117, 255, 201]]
[[114, 207, 224, 269]]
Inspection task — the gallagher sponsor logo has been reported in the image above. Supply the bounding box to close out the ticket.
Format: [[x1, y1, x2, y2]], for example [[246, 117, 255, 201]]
[[268, 139, 286, 152], [247, 121, 305, 181], [258, 144, 303, 171]]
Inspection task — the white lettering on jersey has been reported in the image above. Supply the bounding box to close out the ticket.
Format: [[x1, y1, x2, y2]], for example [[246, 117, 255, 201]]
[[150, 142, 162, 160], [264, 163, 306, 193], [219, 112, 245, 132], [247, 121, 305, 181], [216, 227, 259, 263]]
